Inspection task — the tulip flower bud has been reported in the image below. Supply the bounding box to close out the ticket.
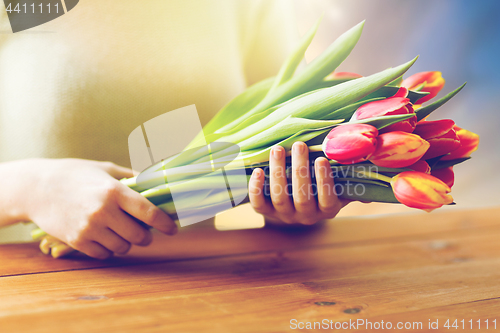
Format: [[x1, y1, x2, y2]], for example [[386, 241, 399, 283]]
[[431, 167, 454, 188], [441, 126, 479, 161], [391, 171, 453, 212], [402, 71, 445, 104], [322, 124, 378, 164], [351, 95, 416, 133], [413, 119, 461, 160], [369, 131, 430, 168], [407, 160, 431, 174]]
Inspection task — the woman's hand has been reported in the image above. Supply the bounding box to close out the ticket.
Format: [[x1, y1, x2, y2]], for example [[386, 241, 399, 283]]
[[249, 142, 349, 225], [9, 158, 177, 259]]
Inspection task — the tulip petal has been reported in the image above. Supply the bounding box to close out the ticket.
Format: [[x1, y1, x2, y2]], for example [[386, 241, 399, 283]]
[[402, 71, 445, 104], [391, 171, 453, 211], [352, 96, 417, 133], [441, 127, 479, 160], [407, 160, 431, 174], [354, 97, 411, 120], [350, 113, 416, 131], [323, 124, 378, 164], [326, 71, 363, 80], [393, 87, 409, 98], [414, 119, 455, 138], [369, 132, 430, 168], [363, 86, 429, 105], [414, 119, 461, 159], [431, 167, 454, 188]]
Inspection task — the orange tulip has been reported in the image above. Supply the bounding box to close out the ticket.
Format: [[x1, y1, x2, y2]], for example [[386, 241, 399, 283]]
[[402, 71, 445, 104], [413, 119, 461, 160], [401, 72, 445, 104], [351, 92, 417, 133], [391, 171, 453, 212], [441, 126, 479, 160], [431, 167, 454, 188], [369, 131, 430, 168], [322, 124, 378, 164]]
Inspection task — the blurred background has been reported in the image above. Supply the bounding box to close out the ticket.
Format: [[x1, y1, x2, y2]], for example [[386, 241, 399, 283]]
[[292, 0, 500, 215]]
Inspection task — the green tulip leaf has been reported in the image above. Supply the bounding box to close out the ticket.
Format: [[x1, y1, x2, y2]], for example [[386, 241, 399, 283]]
[[236, 117, 343, 151], [320, 97, 385, 121], [416, 82, 467, 121], [313, 77, 362, 89], [337, 182, 399, 203], [225, 57, 418, 146], [350, 113, 415, 130], [387, 76, 403, 87], [267, 16, 321, 95], [334, 178, 389, 187], [432, 157, 471, 170], [239, 127, 333, 166], [216, 21, 366, 133], [188, 76, 275, 148]]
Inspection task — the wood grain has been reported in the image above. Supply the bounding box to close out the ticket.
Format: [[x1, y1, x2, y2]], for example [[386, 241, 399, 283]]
[[1, 206, 498, 277], [0, 207, 499, 332]]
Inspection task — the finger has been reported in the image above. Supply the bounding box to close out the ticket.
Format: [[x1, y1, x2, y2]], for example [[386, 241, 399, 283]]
[[116, 184, 177, 235], [94, 228, 132, 255], [77, 241, 113, 260], [269, 146, 294, 216], [291, 142, 315, 214], [315, 157, 343, 217], [51, 243, 75, 258], [107, 210, 153, 246], [249, 168, 274, 216], [39, 236, 75, 258], [100, 162, 135, 179]]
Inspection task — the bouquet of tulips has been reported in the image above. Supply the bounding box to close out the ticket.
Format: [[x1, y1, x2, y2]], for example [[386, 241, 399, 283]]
[[34, 19, 479, 257]]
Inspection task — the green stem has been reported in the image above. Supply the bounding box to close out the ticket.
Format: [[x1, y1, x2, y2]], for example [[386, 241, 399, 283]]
[[31, 228, 47, 240], [308, 144, 323, 152], [354, 170, 393, 183]]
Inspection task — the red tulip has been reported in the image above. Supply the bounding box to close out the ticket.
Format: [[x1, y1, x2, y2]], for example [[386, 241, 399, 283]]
[[391, 171, 453, 212], [322, 124, 378, 164], [431, 167, 454, 188], [402, 71, 445, 104], [413, 119, 461, 159], [352, 94, 416, 133], [369, 131, 430, 168], [407, 160, 431, 174], [392, 87, 409, 98], [441, 126, 479, 160]]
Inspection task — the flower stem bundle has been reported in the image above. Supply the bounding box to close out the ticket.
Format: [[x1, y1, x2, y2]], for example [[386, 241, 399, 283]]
[[33, 18, 479, 257]]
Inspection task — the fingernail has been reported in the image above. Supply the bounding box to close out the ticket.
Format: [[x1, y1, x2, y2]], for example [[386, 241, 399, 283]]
[[272, 147, 283, 159], [167, 225, 178, 236], [252, 168, 262, 178], [293, 142, 304, 154], [142, 230, 153, 245]]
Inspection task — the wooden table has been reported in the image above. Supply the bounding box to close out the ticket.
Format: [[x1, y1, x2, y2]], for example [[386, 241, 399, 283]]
[[1, 207, 499, 332]]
